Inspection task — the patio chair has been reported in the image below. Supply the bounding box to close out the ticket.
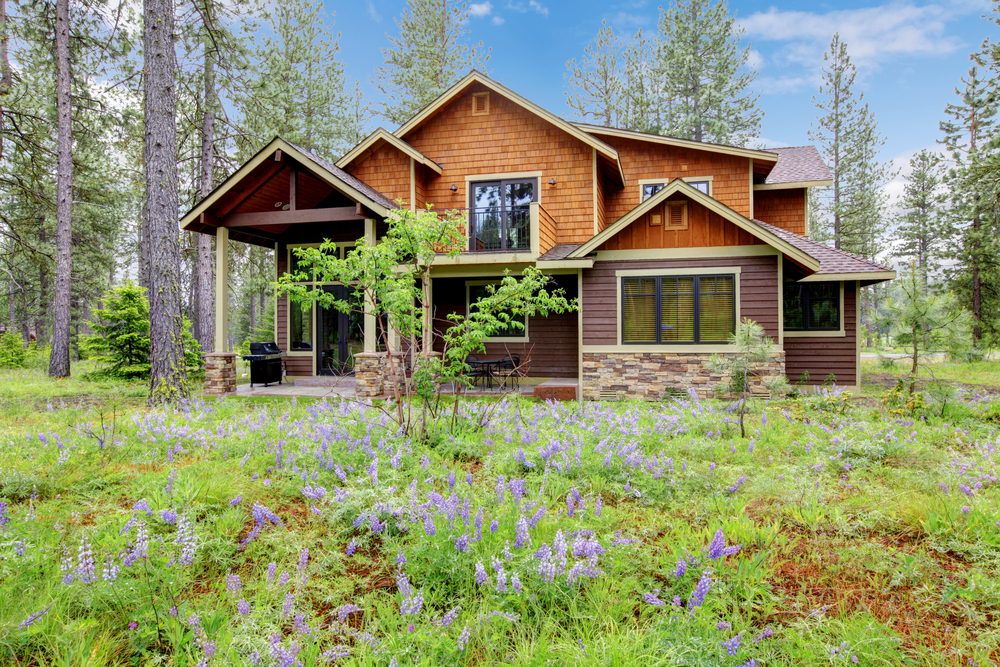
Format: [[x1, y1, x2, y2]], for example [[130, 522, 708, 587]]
[[464, 355, 489, 389], [496, 354, 521, 390]]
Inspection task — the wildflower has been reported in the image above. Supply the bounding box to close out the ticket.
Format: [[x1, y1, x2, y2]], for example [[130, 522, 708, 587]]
[[644, 592, 666, 606], [688, 570, 712, 613], [722, 634, 741, 656], [76, 536, 97, 584], [226, 573, 242, 592], [454, 534, 470, 553], [346, 539, 357, 556], [282, 592, 295, 616], [423, 514, 436, 536], [674, 556, 687, 578], [396, 551, 407, 566], [102, 555, 120, 584], [161, 509, 178, 525], [717, 621, 731, 630], [19, 606, 50, 629], [298, 549, 309, 575], [132, 499, 152, 516], [457, 625, 471, 651], [475, 562, 489, 586], [237, 599, 250, 616], [0, 499, 10, 532], [514, 515, 531, 549], [706, 529, 741, 560], [511, 572, 523, 594], [165, 469, 177, 495], [175, 515, 197, 566], [439, 606, 461, 628], [229, 495, 243, 506], [490, 519, 499, 534], [320, 647, 351, 662], [336, 603, 361, 623], [595, 495, 603, 517], [267, 562, 277, 583]]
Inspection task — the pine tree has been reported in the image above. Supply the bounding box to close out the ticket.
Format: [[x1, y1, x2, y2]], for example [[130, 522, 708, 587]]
[[895, 150, 946, 289], [144, 0, 189, 405], [48, 0, 72, 378], [237, 0, 367, 161], [564, 21, 622, 128], [619, 30, 661, 134], [654, 0, 761, 145], [839, 103, 893, 260], [939, 60, 998, 344], [373, 0, 490, 127]]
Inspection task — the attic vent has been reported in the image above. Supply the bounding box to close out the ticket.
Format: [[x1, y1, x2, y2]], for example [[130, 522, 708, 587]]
[[665, 202, 688, 230], [472, 92, 490, 116], [598, 390, 625, 402]]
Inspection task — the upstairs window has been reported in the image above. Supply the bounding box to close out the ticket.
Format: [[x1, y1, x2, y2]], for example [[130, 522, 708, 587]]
[[641, 180, 711, 201], [783, 282, 839, 331]]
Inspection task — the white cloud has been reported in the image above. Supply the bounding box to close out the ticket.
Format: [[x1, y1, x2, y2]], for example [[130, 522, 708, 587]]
[[469, 1, 493, 18], [529, 0, 549, 16], [747, 48, 764, 70], [492, 15, 505, 25], [609, 11, 649, 27], [739, 2, 973, 71], [366, 0, 381, 23]]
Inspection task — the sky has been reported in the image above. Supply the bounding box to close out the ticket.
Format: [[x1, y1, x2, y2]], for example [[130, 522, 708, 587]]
[[325, 0, 997, 203]]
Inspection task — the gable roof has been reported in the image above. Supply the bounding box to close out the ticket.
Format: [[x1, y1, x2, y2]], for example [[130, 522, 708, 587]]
[[756, 146, 832, 189], [568, 179, 822, 272], [392, 71, 626, 185], [753, 219, 896, 281], [336, 128, 443, 175], [179, 137, 397, 230], [573, 122, 781, 163]]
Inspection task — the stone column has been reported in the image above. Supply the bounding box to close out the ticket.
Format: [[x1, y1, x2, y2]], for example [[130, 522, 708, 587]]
[[354, 352, 385, 399], [204, 352, 236, 396]]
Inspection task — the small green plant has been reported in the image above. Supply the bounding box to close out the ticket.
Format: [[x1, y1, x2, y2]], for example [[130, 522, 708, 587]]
[[881, 377, 927, 416], [877, 355, 898, 371], [0, 331, 28, 369]]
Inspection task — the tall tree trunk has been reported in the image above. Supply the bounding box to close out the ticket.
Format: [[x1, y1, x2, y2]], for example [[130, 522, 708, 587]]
[[196, 24, 216, 353], [0, 0, 11, 161], [144, 0, 187, 405], [249, 290, 256, 334], [36, 221, 47, 345], [49, 0, 72, 378]]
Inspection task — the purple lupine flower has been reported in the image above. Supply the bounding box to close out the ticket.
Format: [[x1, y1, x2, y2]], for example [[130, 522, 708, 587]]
[[76, 536, 97, 584], [237, 598, 250, 616], [175, 515, 197, 566], [490, 519, 499, 534], [475, 562, 489, 585], [161, 509, 178, 525], [595, 495, 603, 517], [511, 572, 523, 594], [229, 495, 243, 506], [279, 571, 290, 586], [301, 485, 326, 501], [298, 549, 309, 574], [165, 469, 177, 495], [688, 570, 712, 612], [675, 556, 687, 578], [514, 516, 531, 549], [282, 591, 296, 616], [466, 472, 473, 486], [439, 606, 461, 628], [706, 529, 741, 560], [722, 634, 741, 656], [0, 500, 11, 532], [132, 499, 152, 515], [644, 592, 666, 607], [962, 506, 971, 514], [19, 605, 51, 629], [496, 475, 506, 503], [423, 514, 436, 536], [102, 555, 120, 584], [457, 626, 471, 651], [396, 551, 407, 566], [454, 534, 470, 553], [717, 622, 731, 630], [566, 495, 576, 518], [226, 572, 242, 592], [336, 603, 361, 623], [346, 539, 357, 556], [727, 475, 748, 494], [320, 647, 351, 662], [448, 471, 456, 491], [267, 562, 277, 583]]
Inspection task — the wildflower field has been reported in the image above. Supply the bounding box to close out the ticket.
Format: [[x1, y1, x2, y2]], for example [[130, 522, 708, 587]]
[[1, 367, 1000, 666]]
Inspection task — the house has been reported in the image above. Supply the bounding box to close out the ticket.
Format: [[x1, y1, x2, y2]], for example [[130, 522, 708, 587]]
[[181, 71, 895, 400]]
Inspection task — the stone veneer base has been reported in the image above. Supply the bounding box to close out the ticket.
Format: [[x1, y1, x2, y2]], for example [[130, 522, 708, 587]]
[[581, 351, 785, 401], [204, 352, 237, 397]]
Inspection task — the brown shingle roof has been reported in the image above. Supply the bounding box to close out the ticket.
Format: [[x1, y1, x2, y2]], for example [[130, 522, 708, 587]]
[[762, 146, 832, 185], [753, 219, 893, 276], [283, 139, 399, 211], [538, 244, 582, 261]]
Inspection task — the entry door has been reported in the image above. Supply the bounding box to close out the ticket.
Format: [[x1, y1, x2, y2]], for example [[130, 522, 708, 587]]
[[317, 286, 363, 375]]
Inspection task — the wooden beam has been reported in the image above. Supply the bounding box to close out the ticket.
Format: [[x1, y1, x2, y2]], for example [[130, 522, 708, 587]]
[[221, 206, 364, 228], [216, 161, 285, 218], [289, 168, 297, 211]]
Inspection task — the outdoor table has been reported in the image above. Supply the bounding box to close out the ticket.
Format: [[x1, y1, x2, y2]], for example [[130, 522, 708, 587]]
[[467, 358, 504, 389]]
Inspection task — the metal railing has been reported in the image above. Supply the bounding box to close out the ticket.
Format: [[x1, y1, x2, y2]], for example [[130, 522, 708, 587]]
[[468, 206, 531, 252]]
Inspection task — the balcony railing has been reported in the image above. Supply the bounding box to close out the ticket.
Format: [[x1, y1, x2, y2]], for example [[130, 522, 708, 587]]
[[469, 206, 531, 253]]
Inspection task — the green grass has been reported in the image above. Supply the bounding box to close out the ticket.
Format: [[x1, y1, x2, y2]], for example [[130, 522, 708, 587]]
[[861, 357, 1000, 386], [0, 366, 999, 666]]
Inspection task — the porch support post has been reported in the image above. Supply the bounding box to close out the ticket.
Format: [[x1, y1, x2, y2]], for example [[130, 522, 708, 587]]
[[363, 218, 376, 353], [578, 267, 584, 405], [215, 226, 229, 352]]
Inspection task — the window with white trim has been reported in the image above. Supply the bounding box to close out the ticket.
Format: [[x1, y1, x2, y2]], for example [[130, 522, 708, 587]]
[[622, 274, 735, 344]]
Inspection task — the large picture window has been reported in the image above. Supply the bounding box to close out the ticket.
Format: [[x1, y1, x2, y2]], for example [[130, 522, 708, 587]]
[[784, 282, 839, 331], [622, 274, 735, 344]]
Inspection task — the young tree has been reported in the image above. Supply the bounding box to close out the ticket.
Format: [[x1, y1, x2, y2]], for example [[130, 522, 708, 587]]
[[708, 318, 787, 438], [48, 0, 72, 378], [564, 21, 622, 128], [373, 0, 490, 126], [655, 0, 761, 145], [940, 61, 998, 344], [895, 150, 946, 289], [144, 0, 189, 405]]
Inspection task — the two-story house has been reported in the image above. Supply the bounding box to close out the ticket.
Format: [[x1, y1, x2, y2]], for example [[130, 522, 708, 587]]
[[182, 71, 895, 400]]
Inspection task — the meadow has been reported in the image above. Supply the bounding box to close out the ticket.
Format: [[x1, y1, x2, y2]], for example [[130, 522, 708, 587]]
[[1, 364, 999, 666]]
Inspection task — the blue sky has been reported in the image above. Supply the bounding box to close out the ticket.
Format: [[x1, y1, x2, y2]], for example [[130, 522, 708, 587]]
[[328, 0, 997, 199]]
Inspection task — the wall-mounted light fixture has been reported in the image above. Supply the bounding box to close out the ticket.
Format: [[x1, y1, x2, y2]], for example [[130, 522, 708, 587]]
[[274, 201, 283, 208], [549, 178, 557, 185], [450, 184, 458, 191]]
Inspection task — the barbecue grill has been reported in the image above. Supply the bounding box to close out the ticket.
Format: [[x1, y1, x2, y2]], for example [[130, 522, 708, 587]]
[[243, 342, 285, 387]]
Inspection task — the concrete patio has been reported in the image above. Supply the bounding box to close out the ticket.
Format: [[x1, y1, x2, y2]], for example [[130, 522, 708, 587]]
[[230, 375, 578, 400]]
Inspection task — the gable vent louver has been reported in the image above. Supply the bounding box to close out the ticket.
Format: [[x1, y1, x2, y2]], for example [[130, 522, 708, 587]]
[[472, 92, 489, 116]]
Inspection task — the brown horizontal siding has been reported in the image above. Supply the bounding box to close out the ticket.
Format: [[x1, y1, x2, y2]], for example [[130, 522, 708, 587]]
[[599, 195, 764, 251], [431, 275, 578, 378], [597, 136, 752, 224], [754, 188, 806, 235], [284, 356, 313, 377], [784, 282, 857, 386], [404, 82, 596, 245], [582, 255, 779, 346]]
